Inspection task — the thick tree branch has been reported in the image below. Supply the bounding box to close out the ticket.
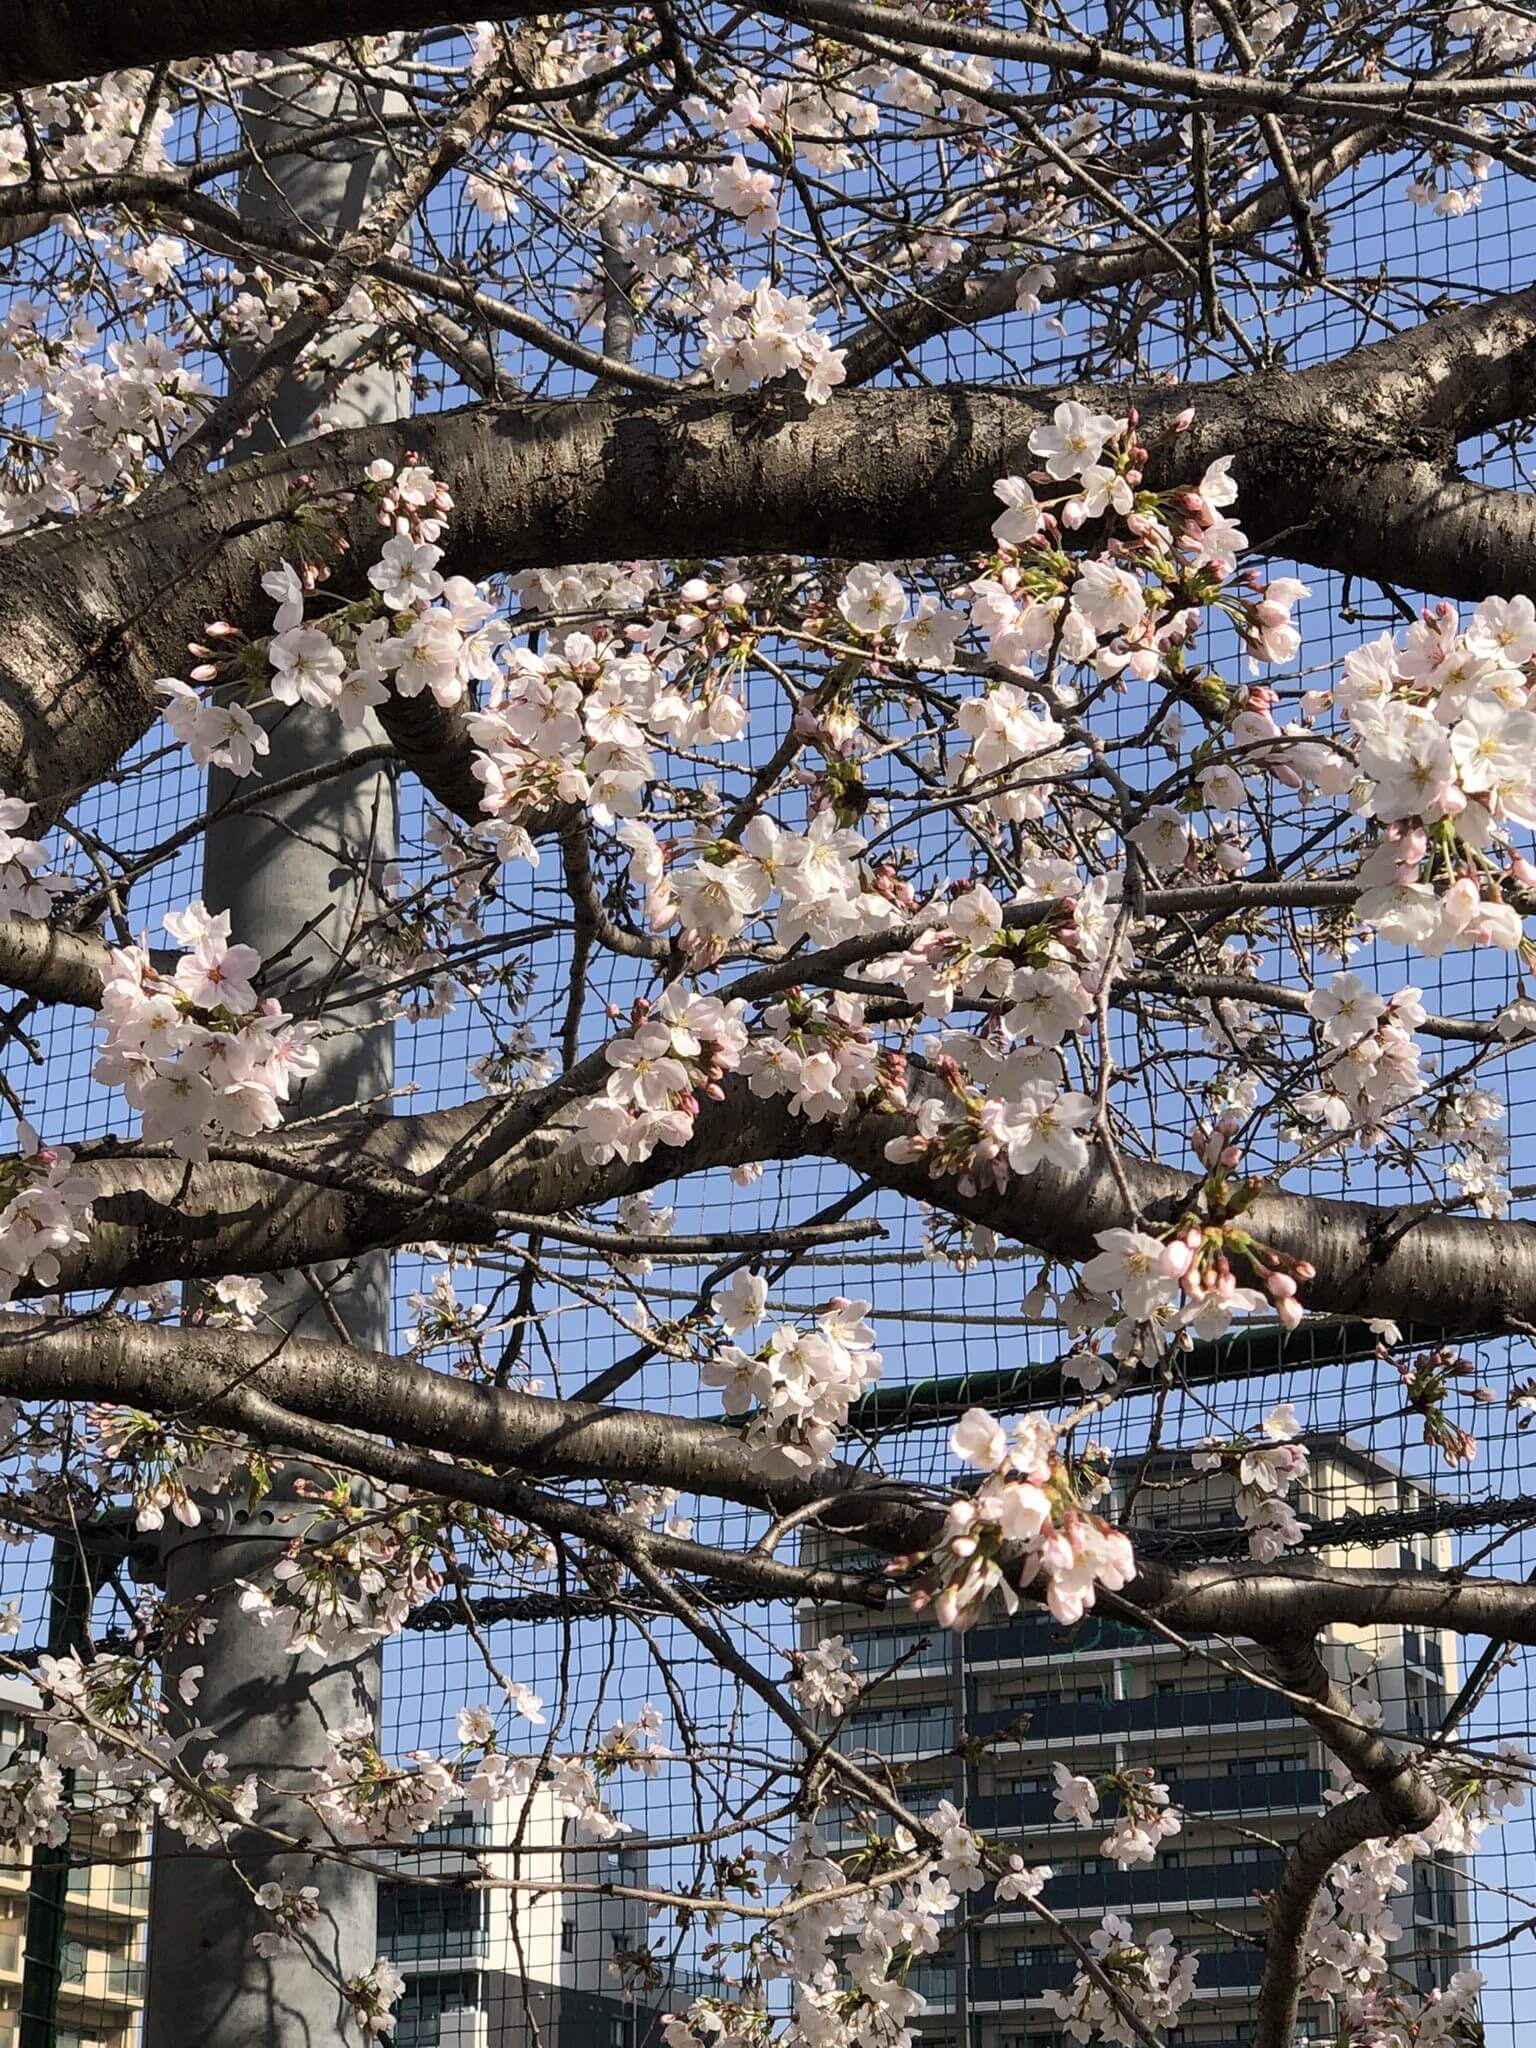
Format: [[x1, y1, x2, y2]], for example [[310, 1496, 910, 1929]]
[[0, 1310, 939, 1544], [19, 1062, 1536, 1343], [2, 0, 1526, 108], [7, 1312, 1536, 1656], [0, 2, 525, 91], [148, 1375, 896, 1609], [1251, 1637, 1440, 2048], [774, 0, 1532, 112], [8, 283, 1536, 820], [0, 916, 113, 1008]]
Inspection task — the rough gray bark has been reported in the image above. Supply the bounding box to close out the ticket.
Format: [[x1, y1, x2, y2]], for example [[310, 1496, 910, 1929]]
[[1251, 1638, 1440, 2048], [6, 282, 1536, 822], [774, 0, 1533, 109], [0, 1, 493, 91], [20, 1067, 1536, 1336], [0, 917, 114, 1008], [4, 1312, 1536, 1650], [2, 0, 1524, 106]]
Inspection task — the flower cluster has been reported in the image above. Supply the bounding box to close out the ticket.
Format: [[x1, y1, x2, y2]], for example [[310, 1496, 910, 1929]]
[[574, 985, 749, 1165], [0, 793, 71, 920], [949, 674, 1091, 829], [1192, 1401, 1310, 1560], [1327, 1967, 1486, 2048], [663, 813, 902, 963], [702, 1298, 882, 1472], [787, 1636, 861, 1716], [252, 1880, 322, 1958], [344, 1958, 407, 2040], [1068, 1204, 1318, 1355], [740, 993, 893, 1125], [1294, 976, 1429, 1141], [708, 156, 780, 236], [0, 1757, 68, 1850], [1324, 598, 1536, 960], [155, 462, 496, 769], [467, 616, 750, 862], [269, 1504, 446, 1657], [0, 1121, 95, 1300], [698, 277, 846, 403], [1050, 1765, 1183, 1866], [1298, 1742, 1527, 2032], [947, 422, 1309, 718], [92, 902, 319, 1161], [25, 1648, 260, 1853], [89, 1406, 245, 1534], [883, 1064, 1094, 1199], [922, 1408, 1135, 1629], [0, 301, 202, 533], [1042, 1914, 1198, 2046]]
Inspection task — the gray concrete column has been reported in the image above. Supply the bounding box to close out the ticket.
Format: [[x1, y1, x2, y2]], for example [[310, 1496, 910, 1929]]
[[144, 58, 407, 2047]]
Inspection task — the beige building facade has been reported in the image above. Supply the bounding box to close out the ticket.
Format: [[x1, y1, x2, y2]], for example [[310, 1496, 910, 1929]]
[[807, 1434, 1468, 2048]]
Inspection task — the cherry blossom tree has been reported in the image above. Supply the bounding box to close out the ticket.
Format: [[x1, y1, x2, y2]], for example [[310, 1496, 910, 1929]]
[[2, 4, 1536, 2046]]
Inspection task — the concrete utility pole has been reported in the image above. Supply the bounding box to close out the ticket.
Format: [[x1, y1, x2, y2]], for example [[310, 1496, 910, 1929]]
[[143, 60, 406, 2046]]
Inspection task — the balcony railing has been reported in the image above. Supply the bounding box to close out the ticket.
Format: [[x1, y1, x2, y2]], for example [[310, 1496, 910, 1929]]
[[969, 1769, 1326, 1833], [383, 1926, 491, 1965], [1008, 1858, 1285, 1917], [60, 1940, 145, 1999], [65, 1863, 149, 1911], [846, 1630, 952, 1673], [963, 1613, 1156, 1662], [836, 1714, 955, 1759], [845, 1610, 1159, 1679], [907, 1947, 1266, 2007], [967, 1685, 1302, 1748]]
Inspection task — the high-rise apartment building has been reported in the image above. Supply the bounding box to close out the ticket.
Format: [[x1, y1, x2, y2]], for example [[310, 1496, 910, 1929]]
[[382, 1784, 671, 2048], [805, 1433, 1469, 2048], [0, 1674, 149, 2048]]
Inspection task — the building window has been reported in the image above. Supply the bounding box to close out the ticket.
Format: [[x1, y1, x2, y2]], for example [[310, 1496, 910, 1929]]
[[562, 1919, 575, 1954], [394, 1972, 481, 2048], [379, 1881, 485, 1964], [420, 1808, 484, 1847]]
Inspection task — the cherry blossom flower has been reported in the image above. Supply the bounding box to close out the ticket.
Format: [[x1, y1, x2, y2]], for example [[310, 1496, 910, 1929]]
[[1028, 400, 1123, 481]]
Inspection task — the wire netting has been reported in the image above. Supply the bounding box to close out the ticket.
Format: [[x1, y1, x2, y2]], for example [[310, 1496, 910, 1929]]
[[2, 19, 1535, 2048]]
